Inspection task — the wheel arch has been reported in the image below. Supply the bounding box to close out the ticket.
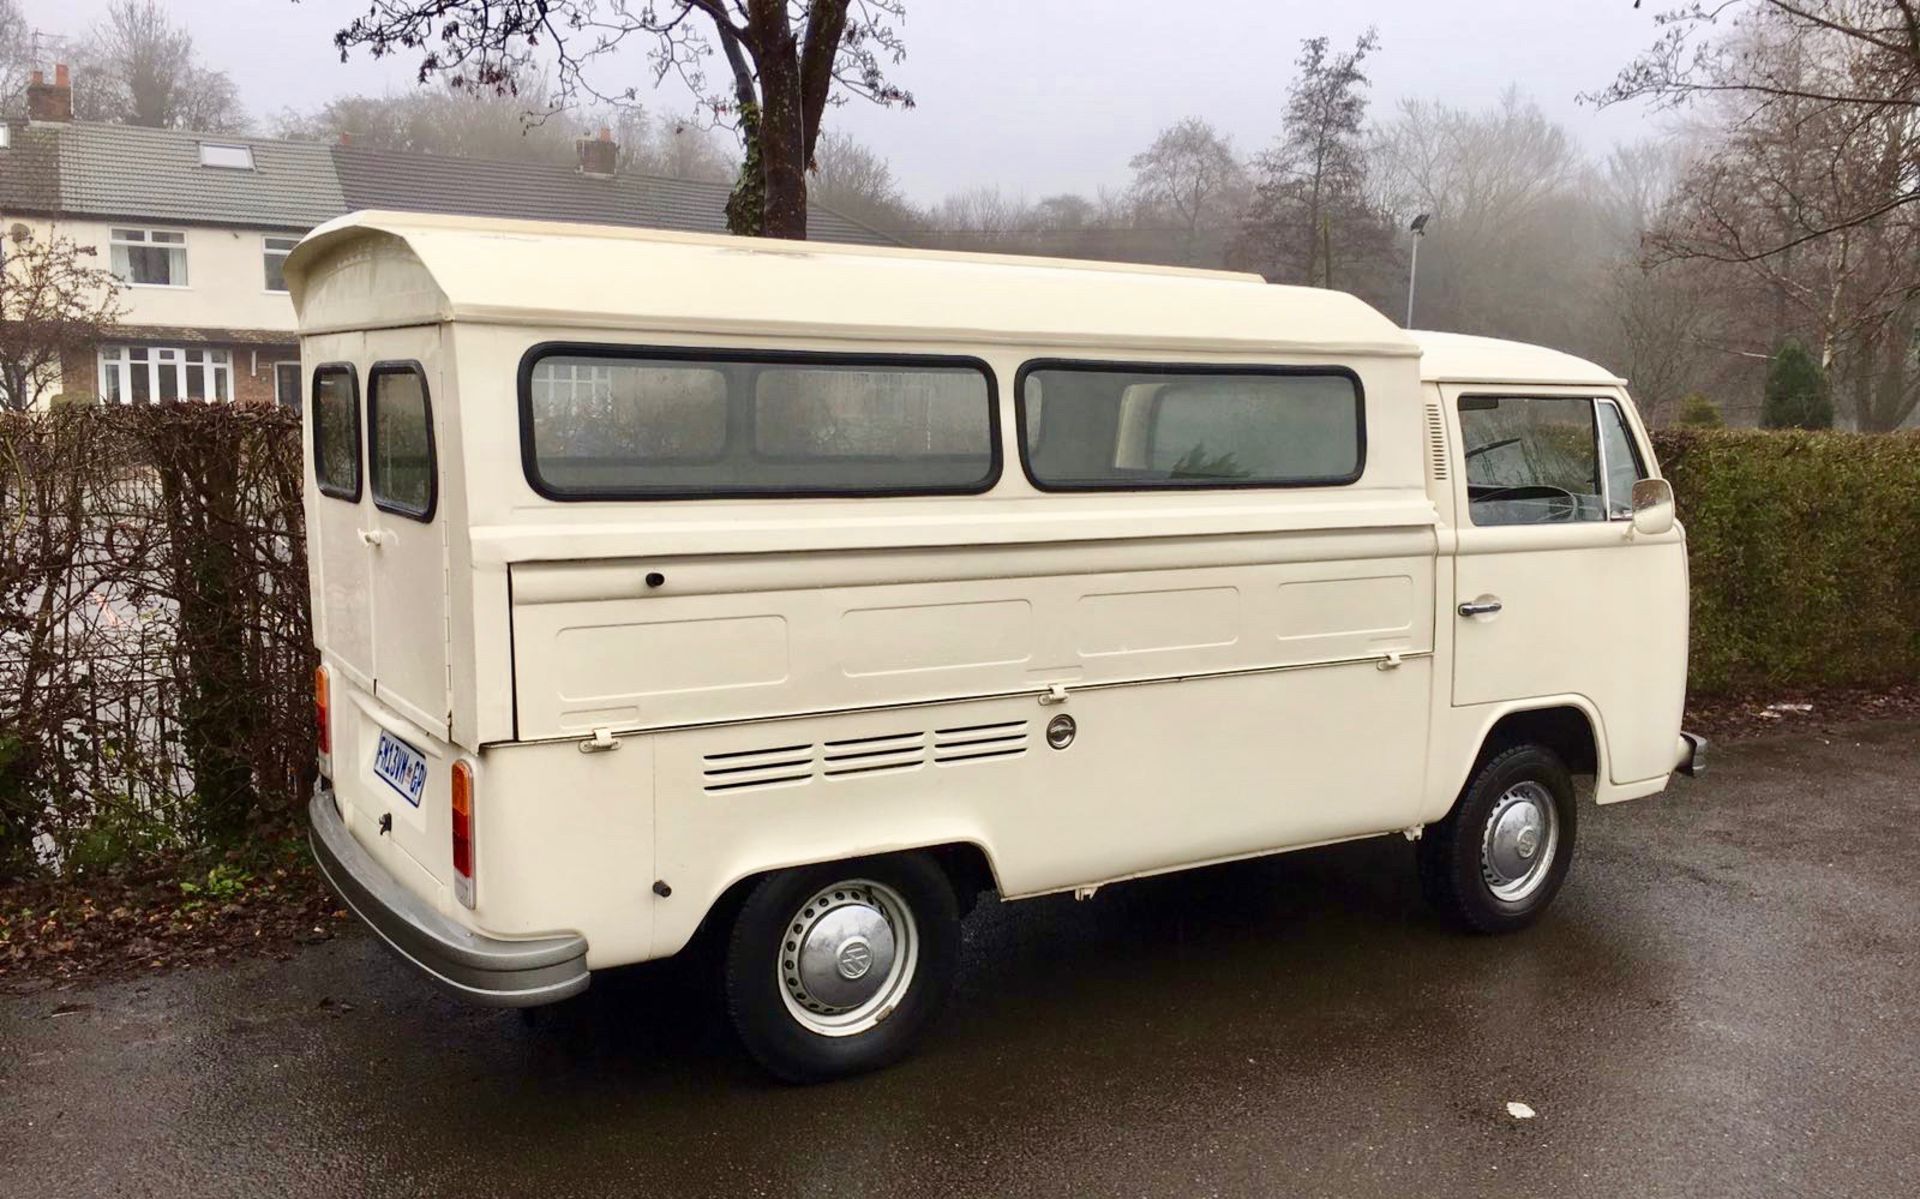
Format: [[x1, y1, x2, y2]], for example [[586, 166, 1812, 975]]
[[670, 838, 1004, 962], [1432, 697, 1608, 822]]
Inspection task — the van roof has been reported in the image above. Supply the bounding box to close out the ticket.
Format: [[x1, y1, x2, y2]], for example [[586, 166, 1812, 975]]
[[287, 211, 1420, 357], [1411, 330, 1624, 386]]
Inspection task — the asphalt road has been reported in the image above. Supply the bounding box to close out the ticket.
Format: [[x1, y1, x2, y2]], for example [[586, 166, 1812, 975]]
[[4, 719, 1917, 1199]]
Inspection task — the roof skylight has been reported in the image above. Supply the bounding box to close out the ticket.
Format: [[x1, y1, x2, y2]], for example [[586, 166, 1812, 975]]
[[198, 142, 254, 170]]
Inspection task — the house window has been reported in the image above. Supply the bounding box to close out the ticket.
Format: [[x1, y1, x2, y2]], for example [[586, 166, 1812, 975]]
[[97, 346, 232, 403], [198, 143, 255, 170], [109, 228, 187, 287], [263, 236, 299, 292], [273, 362, 302, 409]]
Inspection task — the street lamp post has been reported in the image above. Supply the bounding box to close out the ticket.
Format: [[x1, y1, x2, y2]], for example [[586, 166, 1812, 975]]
[[1405, 213, 1430, 329]]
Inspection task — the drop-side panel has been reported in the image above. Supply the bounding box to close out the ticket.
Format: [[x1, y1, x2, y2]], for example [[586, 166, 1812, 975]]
[[508, 527, 1437, 741]]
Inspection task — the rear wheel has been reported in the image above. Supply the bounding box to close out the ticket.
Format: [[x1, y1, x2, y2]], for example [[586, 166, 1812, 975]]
[[724, 852, 959, 1083], [1419, 743, 1577, 933]]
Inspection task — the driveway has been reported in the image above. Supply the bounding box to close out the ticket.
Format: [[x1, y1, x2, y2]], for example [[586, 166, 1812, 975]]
[[3, 720, 1916, 1198]]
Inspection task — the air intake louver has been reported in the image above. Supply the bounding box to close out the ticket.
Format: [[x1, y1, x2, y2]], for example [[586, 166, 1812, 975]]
[[1424, 401, 1450, 480], [933, 719, 1029, 764], [702, 743, 814, 792], [702, 718, 1029, 792], [822, 730, 926, 778]]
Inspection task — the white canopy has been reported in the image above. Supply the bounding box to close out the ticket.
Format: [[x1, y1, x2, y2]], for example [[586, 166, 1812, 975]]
[[287, 210, 1419, 358]]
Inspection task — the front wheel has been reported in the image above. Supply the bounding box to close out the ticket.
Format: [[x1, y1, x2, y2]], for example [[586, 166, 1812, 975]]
[[724, 852, 959, 1083], [1418, 743, 1577, 933]]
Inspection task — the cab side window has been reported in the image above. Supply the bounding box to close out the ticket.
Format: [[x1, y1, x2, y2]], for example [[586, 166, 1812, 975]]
[[1598, 402, 1647, 519], [370, 363, 436, 520], [312, 365, 360, 501], [1457, 395, 1603, 526]]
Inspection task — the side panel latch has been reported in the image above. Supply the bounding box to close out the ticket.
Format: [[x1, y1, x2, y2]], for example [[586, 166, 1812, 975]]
[[579, 727, 621, 754]]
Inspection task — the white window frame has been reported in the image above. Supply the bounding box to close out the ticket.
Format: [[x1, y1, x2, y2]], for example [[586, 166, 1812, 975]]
[[272, 360, 303, 407], [97, 345, 233, 404], [198, 142, 256, 170], [109, 228, 189, 288], [263, 236, 300, 293]]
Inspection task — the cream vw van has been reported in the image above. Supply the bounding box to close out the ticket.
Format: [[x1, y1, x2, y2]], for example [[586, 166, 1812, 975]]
[[291, 212, 1701, 1082]]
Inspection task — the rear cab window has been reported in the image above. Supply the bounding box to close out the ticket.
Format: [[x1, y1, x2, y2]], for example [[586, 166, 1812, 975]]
[[312, 365, 360, 500], [1017, 362, 1365, 490], [520, 347, 999, 498]]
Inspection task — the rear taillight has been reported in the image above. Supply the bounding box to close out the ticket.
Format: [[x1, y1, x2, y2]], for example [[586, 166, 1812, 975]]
[[314, 665, 331, 764], [451, 761, 475, 908]]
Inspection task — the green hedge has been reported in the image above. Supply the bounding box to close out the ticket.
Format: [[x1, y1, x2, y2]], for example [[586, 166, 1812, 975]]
[[1651, 429, 1920, 695]]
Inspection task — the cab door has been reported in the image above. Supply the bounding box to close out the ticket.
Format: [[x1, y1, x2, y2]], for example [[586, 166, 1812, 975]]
[[364, 335, 450, 738], [1446, 387, 1688, 783]]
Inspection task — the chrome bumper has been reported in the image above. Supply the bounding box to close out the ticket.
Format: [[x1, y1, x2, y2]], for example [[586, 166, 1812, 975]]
[[1677, 731, 1708, 777], [308, 785, 589, 1008]]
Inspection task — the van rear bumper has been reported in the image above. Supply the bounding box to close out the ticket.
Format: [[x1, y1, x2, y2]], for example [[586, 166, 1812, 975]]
[[308, 785, 589, 1008], [1676, 731, 1708, 777]]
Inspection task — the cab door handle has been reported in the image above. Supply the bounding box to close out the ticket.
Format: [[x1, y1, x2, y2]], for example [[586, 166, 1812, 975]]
[[1457, 599, 1503, 617]]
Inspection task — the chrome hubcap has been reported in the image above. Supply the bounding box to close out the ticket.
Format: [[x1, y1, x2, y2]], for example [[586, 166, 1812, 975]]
[[1481, 781, 1559, 902], [779, 880, 917, 1037]]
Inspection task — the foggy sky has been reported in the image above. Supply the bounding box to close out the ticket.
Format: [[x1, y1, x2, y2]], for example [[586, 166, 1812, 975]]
[[20, 0, 1673, 203]]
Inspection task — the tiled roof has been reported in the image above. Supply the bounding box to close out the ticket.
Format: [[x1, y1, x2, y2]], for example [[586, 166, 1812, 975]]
[[52, 123, 344, 229], [0, 121, 63, 214], [0, 120, 896, 246], [330, 145, 895, 245]]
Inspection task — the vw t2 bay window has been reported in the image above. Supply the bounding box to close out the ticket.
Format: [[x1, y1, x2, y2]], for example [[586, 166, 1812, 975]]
[[289, 214, 1700, 1083], [523, 348, 998, 497]]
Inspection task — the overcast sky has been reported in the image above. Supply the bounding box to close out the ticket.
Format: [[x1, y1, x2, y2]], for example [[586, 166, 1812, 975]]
[[23, 0, 1673, 204]]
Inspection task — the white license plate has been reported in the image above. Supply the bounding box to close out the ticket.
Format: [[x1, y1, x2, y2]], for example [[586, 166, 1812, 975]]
[[372, 731, 428, 808]]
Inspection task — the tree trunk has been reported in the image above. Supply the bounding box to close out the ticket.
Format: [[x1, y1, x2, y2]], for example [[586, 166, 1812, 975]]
[[746, 1, 808, 240]]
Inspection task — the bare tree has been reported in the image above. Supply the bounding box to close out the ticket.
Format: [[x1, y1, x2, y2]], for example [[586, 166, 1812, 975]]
[[808, 130, 916, 231], [1372, 91, 1595, 346], [0, 0, 31, 115], [1127, 117, 1249, 264], [1590, 0, 1920, 257], [276, 81, 735, 180], [1234, 31, 1396, 296], [0, 226, 125, 411], [74, 0, 248, 131], [327, 1, 915, 240], [1631, 12, 1920, 428]]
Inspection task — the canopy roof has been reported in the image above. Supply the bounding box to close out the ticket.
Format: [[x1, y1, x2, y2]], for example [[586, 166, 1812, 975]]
[[286, 211, 1420, 357], [1412, 331, 1624, 387]]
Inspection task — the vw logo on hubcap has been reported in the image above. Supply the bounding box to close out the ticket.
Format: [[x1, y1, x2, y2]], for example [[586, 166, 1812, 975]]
[[836, 937, 874, 980]]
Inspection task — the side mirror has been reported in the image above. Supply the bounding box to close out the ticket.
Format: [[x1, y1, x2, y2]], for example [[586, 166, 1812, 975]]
[[1631, 478, 1675, 537]]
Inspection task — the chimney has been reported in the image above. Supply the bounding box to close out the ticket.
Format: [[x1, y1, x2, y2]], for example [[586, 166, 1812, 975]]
[[27, 63, 73, 123], [577, 126, 617, 177]]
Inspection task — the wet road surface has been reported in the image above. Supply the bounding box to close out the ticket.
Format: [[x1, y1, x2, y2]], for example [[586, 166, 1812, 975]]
[[4, 720, 1917, 1198]]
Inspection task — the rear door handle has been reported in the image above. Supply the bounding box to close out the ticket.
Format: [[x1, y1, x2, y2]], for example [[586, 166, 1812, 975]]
[[1458, 599, 1503, 617]]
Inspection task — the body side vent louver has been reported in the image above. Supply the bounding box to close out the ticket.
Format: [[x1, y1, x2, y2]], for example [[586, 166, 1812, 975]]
[[933, 719, 1029, 765], [1424, 401, 1450, 481]]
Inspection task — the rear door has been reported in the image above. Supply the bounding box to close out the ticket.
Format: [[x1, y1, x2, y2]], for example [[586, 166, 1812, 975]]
[[309, 356, 375, 691], [365, 331, 451, 738]]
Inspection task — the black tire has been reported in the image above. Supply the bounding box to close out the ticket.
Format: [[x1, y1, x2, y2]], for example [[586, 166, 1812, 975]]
[[724, 852, 959, 1083], [1418, 743, 1577, 934]]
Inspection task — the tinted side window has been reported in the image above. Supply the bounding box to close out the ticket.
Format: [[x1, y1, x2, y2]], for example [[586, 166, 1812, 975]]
[[1458, 395, 1602, 526], [1020, 365, 1363, 489], [370, 364, 436, 520], [1598, 403, 1647, 519], [312, 366, 360, 500], [523, 350, 997, 498]]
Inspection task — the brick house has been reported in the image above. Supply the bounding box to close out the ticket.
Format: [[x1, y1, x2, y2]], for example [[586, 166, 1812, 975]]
[[0, 64, 896, 410]]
